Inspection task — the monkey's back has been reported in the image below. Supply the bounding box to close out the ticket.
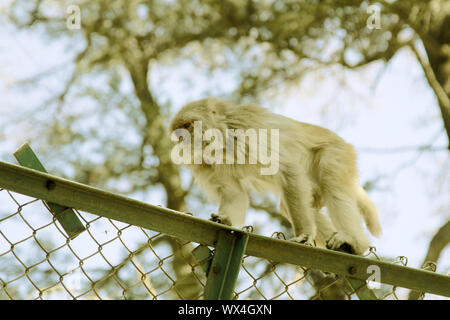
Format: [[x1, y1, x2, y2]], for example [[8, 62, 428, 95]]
[[229, 104, 348, 150]]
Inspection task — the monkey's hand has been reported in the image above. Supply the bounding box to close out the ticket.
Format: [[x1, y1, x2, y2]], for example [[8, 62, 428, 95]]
[[291, 234, 315, 247], [326, 231, 356, 255], [210, 213, 232, 226]]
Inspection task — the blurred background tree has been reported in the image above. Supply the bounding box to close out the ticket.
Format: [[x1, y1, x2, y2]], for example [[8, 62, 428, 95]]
[[1, 0, 449, 299]]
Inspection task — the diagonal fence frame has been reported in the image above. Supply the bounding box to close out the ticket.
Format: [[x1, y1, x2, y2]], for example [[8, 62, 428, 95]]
[[0, 160, 449, 299]]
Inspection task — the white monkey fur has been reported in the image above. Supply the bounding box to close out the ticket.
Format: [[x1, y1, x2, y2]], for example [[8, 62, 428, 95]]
[[170, 98, 381, 255]]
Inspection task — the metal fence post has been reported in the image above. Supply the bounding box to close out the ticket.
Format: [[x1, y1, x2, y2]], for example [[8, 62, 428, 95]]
[[13, 142, 85, 239], [204, 229, 249, 300]]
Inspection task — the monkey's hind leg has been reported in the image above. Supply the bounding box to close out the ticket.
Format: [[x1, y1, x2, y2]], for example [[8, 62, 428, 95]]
[[317, 144, 371, 255], [322, 187, 370, 255]]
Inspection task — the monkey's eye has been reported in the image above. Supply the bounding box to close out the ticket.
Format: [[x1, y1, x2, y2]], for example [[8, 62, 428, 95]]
[[183, 122, 192, 129]]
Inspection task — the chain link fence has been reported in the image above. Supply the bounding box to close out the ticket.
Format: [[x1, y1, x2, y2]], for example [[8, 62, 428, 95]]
[[1, 186, 448, 300]]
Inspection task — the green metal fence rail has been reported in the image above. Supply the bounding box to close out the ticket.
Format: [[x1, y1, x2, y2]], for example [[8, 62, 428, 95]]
[[0, 159, 449, 300]]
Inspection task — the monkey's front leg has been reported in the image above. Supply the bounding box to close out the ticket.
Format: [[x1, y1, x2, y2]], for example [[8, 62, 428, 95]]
[[281, 169, 317, 246], [210, 180, 249, 227]]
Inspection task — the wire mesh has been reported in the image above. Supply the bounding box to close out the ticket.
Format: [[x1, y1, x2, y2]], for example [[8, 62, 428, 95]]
[[0, 188, 448, 300]]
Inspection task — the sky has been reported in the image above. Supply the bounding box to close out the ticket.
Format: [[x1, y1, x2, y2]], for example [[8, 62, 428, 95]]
[[0, 3, 449, 298]]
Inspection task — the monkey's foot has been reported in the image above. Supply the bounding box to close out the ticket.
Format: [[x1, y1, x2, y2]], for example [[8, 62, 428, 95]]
[[210, 214, 232, 226], [326, 232, 356, 255], [291, 234, 315, 247]]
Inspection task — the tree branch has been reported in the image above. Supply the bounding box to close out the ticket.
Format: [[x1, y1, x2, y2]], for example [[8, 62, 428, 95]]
[[408, 220, 450, 299], [409, 43, 450, 150]]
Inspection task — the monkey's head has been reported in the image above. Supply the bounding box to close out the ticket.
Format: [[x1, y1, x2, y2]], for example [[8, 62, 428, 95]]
[[169, 97, 228, 136]]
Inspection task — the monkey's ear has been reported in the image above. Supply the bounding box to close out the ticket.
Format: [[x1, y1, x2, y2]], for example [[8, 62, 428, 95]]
[[206, 98, 226, 116]]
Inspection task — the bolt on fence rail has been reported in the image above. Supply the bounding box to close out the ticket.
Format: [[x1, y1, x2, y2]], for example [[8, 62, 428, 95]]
[[0, 160, 449, 300]]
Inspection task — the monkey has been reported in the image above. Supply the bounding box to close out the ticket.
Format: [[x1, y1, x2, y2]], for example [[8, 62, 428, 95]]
[[169, 97, 381, 255]]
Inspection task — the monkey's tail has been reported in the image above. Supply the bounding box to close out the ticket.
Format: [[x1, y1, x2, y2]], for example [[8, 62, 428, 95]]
[[356, 186, 382, 237]]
